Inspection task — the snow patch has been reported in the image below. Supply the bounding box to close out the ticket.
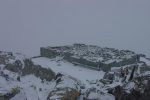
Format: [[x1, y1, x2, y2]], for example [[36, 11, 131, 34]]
[[140, 57, 150, 66]]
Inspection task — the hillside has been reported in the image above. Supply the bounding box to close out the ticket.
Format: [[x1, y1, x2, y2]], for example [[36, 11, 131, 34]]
[[0, 44, 150, 100]]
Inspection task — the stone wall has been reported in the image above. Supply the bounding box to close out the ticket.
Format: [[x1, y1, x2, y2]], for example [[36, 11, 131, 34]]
[[64, 55, 99, 69], [64, 54, 139, 71], [40, 47, 60, 58], [40, 47, 140, 72]]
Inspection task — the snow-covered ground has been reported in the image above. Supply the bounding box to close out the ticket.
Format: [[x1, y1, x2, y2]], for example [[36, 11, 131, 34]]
[[1, 49, 149, 100], [0, 63, 56, 100], [0, 74, 56, 100], [140, 57, 150, 66], [32, 57, 105, 87], [31, 56, 116, 100]]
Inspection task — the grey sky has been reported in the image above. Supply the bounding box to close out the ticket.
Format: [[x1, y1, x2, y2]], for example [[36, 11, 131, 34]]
[[0, 0, 150, 57]]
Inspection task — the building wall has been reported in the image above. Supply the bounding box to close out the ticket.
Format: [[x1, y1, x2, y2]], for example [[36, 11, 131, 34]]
[[40, 47, 60, 58], [40, 47, 140, 71]]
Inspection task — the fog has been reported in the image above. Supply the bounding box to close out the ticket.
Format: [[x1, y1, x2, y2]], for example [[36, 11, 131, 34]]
[[0, 0, 150, 57]]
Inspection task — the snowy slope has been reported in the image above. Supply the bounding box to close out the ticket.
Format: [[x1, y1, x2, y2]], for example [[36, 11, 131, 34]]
[[1, 49, 150, 100], [0, 73, 56, 100], [32, 57, 118, 100], [32, 57, 105, 87], [140, 57, 150, 66]]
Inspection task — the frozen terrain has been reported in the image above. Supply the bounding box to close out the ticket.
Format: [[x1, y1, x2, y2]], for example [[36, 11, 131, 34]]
[[140, 57, 150, 66], [1, 46, 150, 100], [32, 57, 105, 87]]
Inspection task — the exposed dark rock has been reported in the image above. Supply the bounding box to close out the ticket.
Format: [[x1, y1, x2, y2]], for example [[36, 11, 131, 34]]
[[128, 65, 136, 81], [109, 77, 150, 100], [22, 59, 55, 81], [55, 72, 63, 80], [5, 60, 22, 73], [103, 72, 115, 81], [56, 78, 61, 84], [1, 87, 21, 100], [47, 88, 80, 100], [17, 76, 20, 82]]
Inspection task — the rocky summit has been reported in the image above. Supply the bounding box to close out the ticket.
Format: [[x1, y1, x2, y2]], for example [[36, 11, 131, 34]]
[[0, 44, 150, 100]]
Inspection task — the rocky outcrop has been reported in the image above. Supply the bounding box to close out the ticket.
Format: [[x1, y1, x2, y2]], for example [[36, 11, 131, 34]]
[[5, 60, 22, 73], [109, 80, 150, 100], [47, 73, 82, 100], [22, 59, 55, 81], [0, 87, 21, 100], [0, 51, 56, 81], [106, 65, 150, 100], [47, 88, 80, 100]]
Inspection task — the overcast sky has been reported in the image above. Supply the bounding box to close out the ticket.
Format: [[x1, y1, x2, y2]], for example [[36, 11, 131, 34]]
[[0, 0, 150, 57]]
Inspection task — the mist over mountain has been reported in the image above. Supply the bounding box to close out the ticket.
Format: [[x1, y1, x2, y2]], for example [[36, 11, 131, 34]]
[[0, 0, 150, 57], [0, 0, 150, 99]]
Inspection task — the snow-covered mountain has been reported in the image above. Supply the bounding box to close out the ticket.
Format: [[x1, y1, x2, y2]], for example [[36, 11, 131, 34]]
[[0, 44, 150, 100]]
